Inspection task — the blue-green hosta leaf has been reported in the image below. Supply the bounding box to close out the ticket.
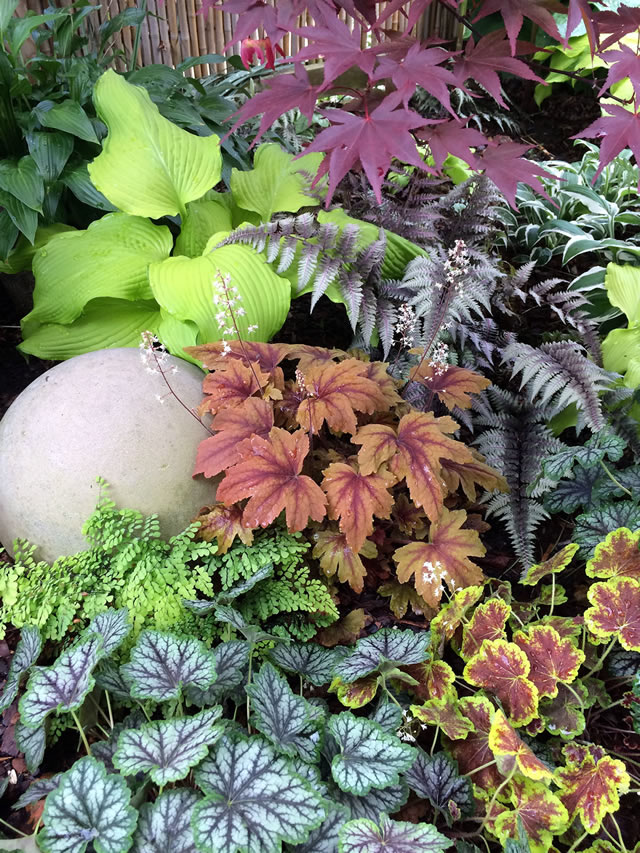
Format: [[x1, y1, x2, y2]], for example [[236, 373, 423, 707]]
[[332, 783, 409, 822], [193, 733, 327, 853], [0, 626, 41, 713], [95, 660, 133, 701], [15, 720, 46, 774], [335, 630, 430, 683], [13, 776, 62, 811], [133, 789, 200, 853], [38, 756, 136, 853], [27, 131, 74, 184], [83, 608, 131, 657], [114, 708, 222, 785], [405, 751, 473, 826], [268, 643, 342, 687], [19, 636, 102, 728], [121, 630, 216, 702], [574, 502, 640, 556], [0, 186, 37, 242], [247, 663, 320, 762], [186, 641, 250, 706], [369, 701, 403, 734], [285, 804, 349, 853], [89, 70, 222, 218], [338, 817, 452, 853], [329, 713, 416, 795]]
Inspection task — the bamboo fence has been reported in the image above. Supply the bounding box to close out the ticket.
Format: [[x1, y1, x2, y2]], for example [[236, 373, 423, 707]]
[[14, 0, 459, 77]]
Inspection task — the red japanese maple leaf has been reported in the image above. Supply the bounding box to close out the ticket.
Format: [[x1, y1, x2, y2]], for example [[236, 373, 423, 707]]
[[596, 3, 640, 50], [586, 528, 640, 580], [410, 362, 490, 410], [375, 0, 439, 31], [216, 427, 327, 531], [599, 44, 640, 96], [584, 577, 640, 651], [555, 743, 630, 832], [472, 0, 563, 55], [373, 43, 458, 113], [447, 696, 502, 791], [198, 360, 271, 416], [464, 639, 539, 726], [415, 120, 484, 171], [578, 106, 640, 186], [193, 504, 253, 554], [295, 15, 377, 88], [489, 709, 553, 781], [321, 462, 393, 552], [215, 0, 335, 42], [513, 625, 585, 699], [478, 141, 555, 209], [461, 599, 511, 660], [194, 397, 274, 478], [312, 524, 377, 593]]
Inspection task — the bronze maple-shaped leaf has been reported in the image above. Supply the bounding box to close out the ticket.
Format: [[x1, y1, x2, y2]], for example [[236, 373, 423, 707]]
[[464, 639, 539, 727], [440, 451, 509, 502], [313, 524, 377, 593], [284, 344, 346, 372], [198, 359, 273, 415], [321, 462, 393, 552], [410, 361, 490, 411], [193, 503, 254, 554], [187, 340, 292, 378], [513, 625, 585, 700], [194, 397, 274, 478], [216, 427, 327, 532]]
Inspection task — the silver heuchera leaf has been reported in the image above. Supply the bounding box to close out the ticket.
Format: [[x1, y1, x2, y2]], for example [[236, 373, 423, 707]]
[[13, 775, 62, 810], [284, 804, 348, 853], [246, 663, 320, 762], [0, 626, 41, 713], [19, 636, 102, 728], [338, 816, 452, 853], [334, 629, 430, 683], [332, 783, 409, 822], [15, 719, 46, 774], [132, 789, 200, 853], [268, 643, 343, 687], [369, 701, 403, 734], [94, 660, 133, 701], [120, 630, 216, 702], [193, 733, 327, 853], [113, 708, 223, 785], [83, 608, 131, 657], [329, 713, 416, 796], [186, 641, 250, 706], [38, 756, 136, 853], [405, 751, 473, 826]]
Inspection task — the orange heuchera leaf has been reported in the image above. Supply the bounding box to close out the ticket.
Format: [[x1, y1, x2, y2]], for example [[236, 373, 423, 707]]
[[378, 582, 431, 620], [199, 360, 272, 415], [430, 585, 484, 650], [520, 543, 579, 586], [193, 504, 253, 554], [493, 778, 569, 853], [284, 344, 345, 372], [586, 527, 640, 580], [355, 411, 474, 520], [391, 494, 428, 537], [321, 462, 393, 552], [312, 525, 376, 594], [555, 743, 630, 833], [446, 696, 501, 792], [464, 639, 539, 726], [513, 625, 585, 700], [187, 340, 292, 375], [194, 397, 274, 478], [361, 360, 402, 409], [411, 362, 490, 410], [461, 599, 511, 660], [488, 709, 553, 781], [441, 452, 509, 502], [317, 608, 366, 647], [216, 427, 327, 532], [402, 659, 456, 702], [411, 691, 474, 740], [584, 576, 640, 651], [394, 508, 486, 608], [330, 674, 380, 709]]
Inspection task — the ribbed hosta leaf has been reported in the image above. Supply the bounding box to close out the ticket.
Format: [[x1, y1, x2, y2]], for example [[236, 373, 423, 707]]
[[268, 643, 341, 687], [19, 636, 102, 728], [329, 713, 416, 795], [38, 757, 136, 853], [335, 629, 430, 683], [15, 720, 46, 774], [133, 789, 200, 853], [121, 630, 216, 702], [113, 708, 223, 785], [338, 816, 452, 853], [285, 804, 348, 853], [0, 626, 41, 713], [193, 733, 327, 853], [405, 751, 473, 825], [84, 608, 131, 657], [186, 641, 250, 706]]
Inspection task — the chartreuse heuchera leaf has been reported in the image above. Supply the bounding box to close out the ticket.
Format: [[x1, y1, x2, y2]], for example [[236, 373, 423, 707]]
[[89, 69, 222, 218], [133, 789, 200, 853], [334, 628, 430, 682], [337, 816, 452, 853], [0, 625, 41, 713], [38, 756, 136, 853], [193, 733, 327, 853], [519, 543, 579, 586]]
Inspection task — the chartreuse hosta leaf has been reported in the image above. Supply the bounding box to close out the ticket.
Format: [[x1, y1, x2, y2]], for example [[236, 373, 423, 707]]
[[121, 630, 216, 702], [174, 198, 234, 258], [133, 789, 200, 853], [329, 712, 416, 796], [269, 642, 342, 687], [83, 608, 131, 657], [38, 756, 136, 853], [193, 733, 327, 853], [334, 629, 430, 683], [113, 707, 223, 785], [338, 816, 452, 853], [89, 69, 222, 219], [0, 625, 41, 713]]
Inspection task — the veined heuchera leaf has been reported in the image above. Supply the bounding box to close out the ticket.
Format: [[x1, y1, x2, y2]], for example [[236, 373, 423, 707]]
[[193, 733, 326, 853], [464, 640, 539, 726], [445, 696, 501, 791], [493, 778, 568, 853], [321, 463, 393, 553], [83, 608, 131, 657], [332, 783, 409, 823], [13, 775, 62, 811], [329, 712, 416, 795], [313, 526, 376, 594], [519, 544, 579, 586], [584, 577, 640, 651], [513, 625, 585, 699], [14, 720, 46, 774], [286, 803, 348, 853], [337, 815, 452, 853], [405, 750, 474, 825], [133, 789, 200, 853], [461, 599, 511, 660], [586, 528, 640, 580], [186, 641, 250, 706], [113, 708, 223, 785], [334, 628, 430, 683], [555, 744, 630, 833], [121, 630, 216, 702], [38, 756, 136, 853], [411, 692, 474, 741], [0, 626, 41, 713], [268, 642, 340, 687], [489, 710, 553, 782]]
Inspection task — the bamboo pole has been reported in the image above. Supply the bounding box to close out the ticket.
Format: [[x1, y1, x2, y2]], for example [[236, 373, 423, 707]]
[[175, 0, 192, 70], [166, 0, 180, 66], [194, 0, 209, 75]]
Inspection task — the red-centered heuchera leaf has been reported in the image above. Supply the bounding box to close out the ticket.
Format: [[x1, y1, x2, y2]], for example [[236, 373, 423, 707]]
[[461, 599, 511, 660], [430, 585, 484, 649], [578, 107, 640, 186], [187, 341, 292, 375], [355, 412, 474, 520], [493, 778, 569, 853], [416, 120, 485, 170], [409, 362, 490, 411], [586, 527, 640, 580], [194, 397, 274, 478], [394, 508, 486, 608], [584, 577, 640, 651], [464, 639, 539, 726], [193, 504, 253, 554], [446, 696, 501, 791], [513, 625, 585, 699], [478, 141, 554, 209], [373, 43, 458, 113], [441, 453, 510, 502], [330, 674, 380, 709], [411, 691, 474, 740], [321, 462, 393, 552], [402, 659, 456, 702], [198, 360, 272, 416], [472, 0, 562, 54], [216, 427, 327, 531], [489, 709, 553, 781], [540, 681, 588, 740], [536, 614, 583, 641], [520, 543, 579, 586], [312, 525, 377, 593], [555, 743, 630, 833]]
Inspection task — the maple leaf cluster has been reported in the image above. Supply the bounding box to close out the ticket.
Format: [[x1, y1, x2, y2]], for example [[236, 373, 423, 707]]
[[206, 0, 640, 206], [188, 340, 504, 605]]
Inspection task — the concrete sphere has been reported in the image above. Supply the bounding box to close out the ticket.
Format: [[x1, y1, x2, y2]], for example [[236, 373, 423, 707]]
[[0, 347, 216, 562]]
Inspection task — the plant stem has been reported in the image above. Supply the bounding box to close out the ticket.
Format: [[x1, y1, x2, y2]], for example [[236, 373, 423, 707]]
[[548, 572, 556, 618], [566, 829, 590, 853], [129, 0, 147, 72], [429, 725, 440, 756], [479, 767, 515, 834], [463, 759, 497, 778], [105, 689, 114, 730], [71, 709, 92, 756], [583, 638, 617, 680], [0, 817, 29, 838], [600, 460, 632, 497]]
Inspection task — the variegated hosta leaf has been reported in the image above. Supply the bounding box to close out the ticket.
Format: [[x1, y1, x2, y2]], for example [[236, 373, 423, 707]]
[[83, 608, 131, 657], [269, 643, 343, 687], [285, 804, 349, 853], [15, 719, 46, 774], [121, 630, 216, 702], [193, 733, 327, 853], [329, 712, 416, 795], [19, 636, 102, 729], [338, 816, 452, 853], [246, 663, 321, 762], [0, 626, 41, 713], [332, 783, 409, 822], [132, 789, 201, 853], [186, 641, 250, 706], [113, 708, 223, 785], [13, 775, 62, 811], [405, 751, 474, 826], [38, 756, 136, 853], [335, 629, 430, 683]]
